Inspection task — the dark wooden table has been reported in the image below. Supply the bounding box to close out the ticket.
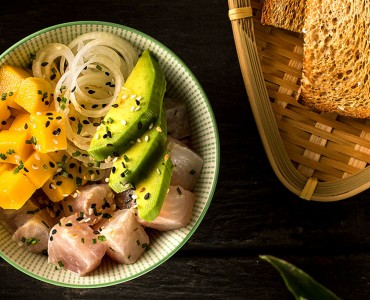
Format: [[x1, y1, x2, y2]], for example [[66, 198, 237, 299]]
[[1, 1, 370, 299]]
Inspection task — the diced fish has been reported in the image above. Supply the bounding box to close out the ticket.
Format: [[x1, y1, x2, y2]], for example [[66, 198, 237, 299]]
[[137, 186, 194, 231], [166, 137, 203, 191], [0, 199, 41, 234], [48, 216, 107, 276], [61, 184, 115, 226], [164, 97, 191, 139], [12, 211, 53, 254], [100, 209, 149, 264]]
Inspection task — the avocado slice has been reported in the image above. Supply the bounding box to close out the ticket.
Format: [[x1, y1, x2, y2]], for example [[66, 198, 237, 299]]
[[134, 149, 173, 222], [108, 108, 168, 193], [88, 50, 166, 162]]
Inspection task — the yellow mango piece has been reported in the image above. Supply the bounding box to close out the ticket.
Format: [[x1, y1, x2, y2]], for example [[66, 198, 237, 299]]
[[42, 156, 87, 202], [9, 113, 30, 132], [15, 77, 53, 113], [0, 170, 36, 209], [0, 116, 13, 130], [21, 151, 57, 188], [10, 106, 29, 117], [0, 65, 30, 110], [0, 130, 33, 164], [0, 100, 11, 123], [0, 162, 14, 174], [29, 111, 67, 153]]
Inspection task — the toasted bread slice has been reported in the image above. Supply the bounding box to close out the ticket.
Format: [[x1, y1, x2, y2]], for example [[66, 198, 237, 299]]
[[300, 0, 370, 118], [261, 0, 305, 33]]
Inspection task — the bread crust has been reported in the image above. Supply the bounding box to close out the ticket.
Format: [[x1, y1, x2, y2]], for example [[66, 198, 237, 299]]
[[261, 0, 305, 32], [300, 0, 370, 118]]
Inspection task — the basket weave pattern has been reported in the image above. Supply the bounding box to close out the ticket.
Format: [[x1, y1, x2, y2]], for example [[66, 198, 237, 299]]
[[229, 0, 370, 200]]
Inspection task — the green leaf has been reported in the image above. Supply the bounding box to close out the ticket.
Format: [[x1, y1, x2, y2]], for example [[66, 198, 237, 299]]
[[260, 255, 341, 300]]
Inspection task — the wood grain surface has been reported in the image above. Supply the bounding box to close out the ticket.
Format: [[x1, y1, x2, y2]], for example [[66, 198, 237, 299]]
[[1, 1, 370, 299]]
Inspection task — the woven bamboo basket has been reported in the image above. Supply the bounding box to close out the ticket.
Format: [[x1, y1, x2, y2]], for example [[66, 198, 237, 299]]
[[228, 0, 370, 201]]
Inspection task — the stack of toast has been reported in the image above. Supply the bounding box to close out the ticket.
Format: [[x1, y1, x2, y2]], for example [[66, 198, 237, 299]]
[[261, 0, 370, 118]]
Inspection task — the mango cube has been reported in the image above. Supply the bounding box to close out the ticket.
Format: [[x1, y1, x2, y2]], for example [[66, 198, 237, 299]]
[[0, 170, 36, 209], [15, 77, 53, 113], [0, 130, 33, 164], [21, 152, 57, 188], [0, 162, 14, 174], [30, 111, 67, 153], [0, 65, 30, 110], [0, 116, 13, 130], [42, 156, 87, 202], [0, 100, 11, 124], [9, 113, 31, 136]]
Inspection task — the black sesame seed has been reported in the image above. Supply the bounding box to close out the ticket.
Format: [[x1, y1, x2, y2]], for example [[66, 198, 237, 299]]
[[69, 163, 76, 168], [112, 166, 116, 174], [90, 203, 96, 209], [93, 230, 100, 235], [112, 104, 119, 108], [69, 116, 76, 121], [144, 193, 150, 200], [49, 236, 53, 241], [107, 143, 114, 147], [44, 101, 50, 106], [93, 122, 100, 127], [41, 62, 49, 67], [52, 229, 57, 235], [76, 216, 84, 221], [120, 172, 125, 178], [92, 104, 99, 109], [49, 161, 55, 168], [50, 73, 56, 81], [1, 121, 6, 125], [88, 90, 95, 94], [138, 121, 142, 130], [46, 112, 53, 116], [56, 181, 62, 186], [65, 223, 73, 227], [71, 86, 76, 93], [52, 128, 61, 136], [102, 104, 107, 108], [56, 116, 62, 120], [82, 120, 90, 125], [135, 99, 140, 105], [45, 120, 50, 128]]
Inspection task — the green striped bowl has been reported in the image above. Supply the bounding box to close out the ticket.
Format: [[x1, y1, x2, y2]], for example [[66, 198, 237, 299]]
[[0, 21, 219, 287]]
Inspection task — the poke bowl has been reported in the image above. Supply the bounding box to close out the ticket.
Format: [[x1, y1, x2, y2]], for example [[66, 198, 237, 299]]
[[0, 21, 219, 287]]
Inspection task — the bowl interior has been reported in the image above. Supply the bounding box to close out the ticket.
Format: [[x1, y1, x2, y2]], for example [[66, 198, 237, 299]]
[[0, 21, 219, 287]]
